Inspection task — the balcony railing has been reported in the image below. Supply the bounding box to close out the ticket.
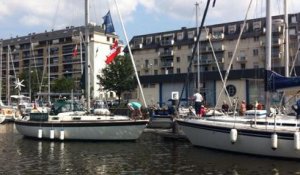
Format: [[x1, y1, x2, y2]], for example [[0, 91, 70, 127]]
[[161, 61, 173, 68], [236, 56, 247, 62], [159, 50, 174, 57], [160, 40, 174, 46]]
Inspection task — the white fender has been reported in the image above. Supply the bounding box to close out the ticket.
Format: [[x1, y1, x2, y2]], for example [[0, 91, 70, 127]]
[[38, 129, 43, 139], [60, 130, 65, 140], [294, 132, 300, 150], [50, 129, 55, 139], [230, 128, 238, 143], [271, 133, 278, 150]]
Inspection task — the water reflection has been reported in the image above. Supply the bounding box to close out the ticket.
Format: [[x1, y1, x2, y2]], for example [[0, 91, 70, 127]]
[[0, 123, 300, 174]]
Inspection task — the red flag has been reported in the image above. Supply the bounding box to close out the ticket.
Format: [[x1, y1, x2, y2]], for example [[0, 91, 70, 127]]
[[105, 40, 121, 64], [72, 45, 78, 57]]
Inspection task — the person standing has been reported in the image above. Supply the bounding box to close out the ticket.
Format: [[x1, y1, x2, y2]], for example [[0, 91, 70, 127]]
[[193, 90, 203, 117]]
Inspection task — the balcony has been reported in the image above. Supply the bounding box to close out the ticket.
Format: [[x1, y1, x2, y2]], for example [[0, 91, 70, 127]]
[[159, 50, 174, 57], [272, 52, 282, 60], [272, 38, 282, 46], [211, 33, 224, 40], [131, 43, 143, 49], [161, 61, 173, 68], [160, 39, 174, 46], [236, 56, 247, 62], [142, 63, 153, 70]]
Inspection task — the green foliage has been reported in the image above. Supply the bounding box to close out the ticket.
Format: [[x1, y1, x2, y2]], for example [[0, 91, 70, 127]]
[[97, 55, 136, 100], [19, 69, 43, 97], [52, 77, 76, 92]]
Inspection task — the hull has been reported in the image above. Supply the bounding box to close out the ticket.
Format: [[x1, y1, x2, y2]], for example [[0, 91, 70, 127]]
[[15, 120, 148, 140], [148, 116, 173, 129], [177, 119, 300, 159]]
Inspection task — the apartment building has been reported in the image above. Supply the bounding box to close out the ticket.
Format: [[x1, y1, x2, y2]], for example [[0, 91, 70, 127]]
[[129, 13, 300, 107], [0, 25, 119, 104]]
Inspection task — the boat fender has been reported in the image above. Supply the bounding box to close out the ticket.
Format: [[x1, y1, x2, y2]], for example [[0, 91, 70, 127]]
[[50, 129, 55, 139], [230, 128, 238, 144], [60, 130, 65, 140], [38, 129, 43, 139], [294, 132, 300, 150], [271, 133, 278, 150]]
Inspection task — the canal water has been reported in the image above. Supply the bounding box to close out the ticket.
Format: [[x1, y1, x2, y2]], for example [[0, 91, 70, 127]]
[[0, 123, 300, 175]]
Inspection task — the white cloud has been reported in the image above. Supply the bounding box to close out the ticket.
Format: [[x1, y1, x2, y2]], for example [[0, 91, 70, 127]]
[[0, 0, 300, 40]]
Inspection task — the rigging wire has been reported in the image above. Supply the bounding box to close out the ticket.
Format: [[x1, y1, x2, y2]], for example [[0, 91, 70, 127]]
[[50, 0, 61, 30], [215, 0, 253, 107], [204, 26, 232, 107], [177, 0, 212, 109]]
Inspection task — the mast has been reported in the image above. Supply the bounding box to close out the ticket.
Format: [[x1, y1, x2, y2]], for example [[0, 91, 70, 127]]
[[265, 0, 272, 114], [114, 0, 147, 108], [196, 2, 200, 91], [284, 0, 289, 77], [48, 45, 51, 104], [80, 32, 83, 75], [0, 42, 2, 103], [85, 0, 91, 112], [6, 46, 10, 105]]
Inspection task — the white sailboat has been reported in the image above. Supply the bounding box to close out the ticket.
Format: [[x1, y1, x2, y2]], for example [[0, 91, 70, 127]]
[[14, 0, 148, 140], [176, 0, 300, 159]]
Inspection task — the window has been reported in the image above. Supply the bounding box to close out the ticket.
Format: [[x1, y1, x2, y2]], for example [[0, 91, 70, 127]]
[[155, 35, 161, 43], [240, 23, 248, 32], [254, 36, 259, 42], [188, 30, 195, 39], [106, 37, 110, 42], [176, 68, 181, 73], [154, 59, 158, 65], [177, 45, 181, 50], [241, 63, 246, 69], [226, 85, 236, 97], [212, 26, 224, 39], [253, 49, 259, 56], [176, 57, 180, 63], [289, 28, 296, 35], [228, 51, 233, 58], [228, 25, 236, 34], [292, 16, 297, 23], [177, 32, 184, 40], [146, 37, 152, 45], [253, 21, 261, 31]]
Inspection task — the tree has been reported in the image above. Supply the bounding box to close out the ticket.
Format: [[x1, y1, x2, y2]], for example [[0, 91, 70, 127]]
[[19, 69, 43, 99], [97, 55, 136, 102], [52, 77, 76, 93]]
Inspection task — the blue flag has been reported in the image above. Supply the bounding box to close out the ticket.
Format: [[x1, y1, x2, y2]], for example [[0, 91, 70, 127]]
[[102, 11, 115, 34]]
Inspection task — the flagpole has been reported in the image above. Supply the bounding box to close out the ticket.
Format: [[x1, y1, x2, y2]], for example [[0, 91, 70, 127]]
[[113, 0, 147, 108]]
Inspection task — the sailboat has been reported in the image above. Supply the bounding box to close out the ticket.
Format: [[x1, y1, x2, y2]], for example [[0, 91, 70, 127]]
[[176, 0, 300, 159], [14, 0, 148, 140]]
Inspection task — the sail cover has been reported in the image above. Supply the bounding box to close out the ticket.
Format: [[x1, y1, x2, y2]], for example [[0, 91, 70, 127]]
[[266, 70, 300, 92]]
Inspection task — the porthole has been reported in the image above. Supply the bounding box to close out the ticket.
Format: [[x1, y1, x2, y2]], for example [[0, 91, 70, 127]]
[[226, 84, 236, 97]]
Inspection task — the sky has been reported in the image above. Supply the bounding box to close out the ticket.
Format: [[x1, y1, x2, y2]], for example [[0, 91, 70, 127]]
[[0, 0, 300, 42]]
